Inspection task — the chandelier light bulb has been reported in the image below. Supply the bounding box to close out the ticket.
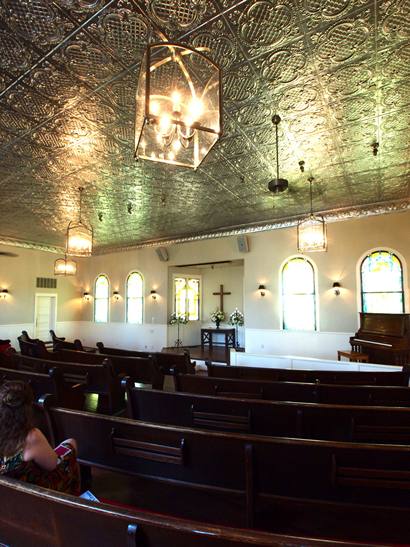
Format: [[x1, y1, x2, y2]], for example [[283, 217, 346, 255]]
[[135, 43, 222, 169]]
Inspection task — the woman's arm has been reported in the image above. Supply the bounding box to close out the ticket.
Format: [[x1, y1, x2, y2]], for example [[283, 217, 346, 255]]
[[23, 428, 58, 471]]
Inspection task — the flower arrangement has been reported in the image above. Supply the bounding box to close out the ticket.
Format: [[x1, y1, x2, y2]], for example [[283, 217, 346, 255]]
[[210, 309, 225, 328], [229, 308, 244, 326], [169, 312, 189, 325]]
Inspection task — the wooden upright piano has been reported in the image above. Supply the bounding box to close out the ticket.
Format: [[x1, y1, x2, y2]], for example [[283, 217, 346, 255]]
[[350, 312, 410, 366]]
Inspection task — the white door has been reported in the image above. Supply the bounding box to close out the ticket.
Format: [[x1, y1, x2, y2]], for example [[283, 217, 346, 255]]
[[35, 295, 57, 341]]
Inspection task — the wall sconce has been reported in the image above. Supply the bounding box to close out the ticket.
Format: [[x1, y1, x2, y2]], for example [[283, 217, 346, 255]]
[[112, 290, 120, 302], [0, 289, 9, 300], [332, 282, 341, 296], [150, 289, 158, 300], [258, 284, 266, 297], [83, 292, 91, 302]]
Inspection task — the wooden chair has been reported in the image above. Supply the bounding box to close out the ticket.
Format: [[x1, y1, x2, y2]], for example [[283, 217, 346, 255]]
[[337, 350, 369, 363]]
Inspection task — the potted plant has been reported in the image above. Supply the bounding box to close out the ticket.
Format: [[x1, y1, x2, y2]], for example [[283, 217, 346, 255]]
[[229, 308, 244, 348], [169, 312, 188, 347], [210, 309, 225, 329]]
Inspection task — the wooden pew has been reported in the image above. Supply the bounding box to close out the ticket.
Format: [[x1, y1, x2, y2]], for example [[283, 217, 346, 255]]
[[56, 349, 164, 390], [174, 374, 410, 406], [97, 342, 196, 374], [0, 476, 375, 547], [0, 365, 84, 410], [17, 335, 50, 358], [124, 386, 410, 443], [207, 363, 410, 386], [9, 353, 123, 414], [41, 397, 410, 543]]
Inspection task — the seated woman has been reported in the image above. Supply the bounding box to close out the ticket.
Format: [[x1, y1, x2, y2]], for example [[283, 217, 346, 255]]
[[0, 381, 80, 495]]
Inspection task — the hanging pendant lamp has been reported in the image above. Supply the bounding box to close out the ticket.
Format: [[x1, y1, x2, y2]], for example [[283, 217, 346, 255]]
[[134, 43, 222, 170], [297, 176, 327, 252], [268, 114, 288, 194], [54, 255, 77, 276], [66, 187, 93, 257]]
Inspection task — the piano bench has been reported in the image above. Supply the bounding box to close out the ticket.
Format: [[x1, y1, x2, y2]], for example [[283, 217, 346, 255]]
[[338, 350, 369, 363]]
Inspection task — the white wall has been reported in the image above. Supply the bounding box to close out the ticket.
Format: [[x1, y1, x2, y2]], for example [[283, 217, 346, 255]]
[[1, 210, 409, 358]]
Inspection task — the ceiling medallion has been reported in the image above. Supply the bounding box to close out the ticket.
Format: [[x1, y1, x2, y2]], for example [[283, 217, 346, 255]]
[[268, 114, 288, 194], [134, 43, 222, 170], [54, 255, 77, 276], [297, 176, 327, 253], [66, 187, 93, 257]]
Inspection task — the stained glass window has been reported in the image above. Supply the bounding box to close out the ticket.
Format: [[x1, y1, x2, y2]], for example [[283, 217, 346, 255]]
[[174, 276, 200, 321], [282, 257, 317, 331], [360, 250, 404, 313], [94, 274, 109, 323], [126, 272, 144, 324]]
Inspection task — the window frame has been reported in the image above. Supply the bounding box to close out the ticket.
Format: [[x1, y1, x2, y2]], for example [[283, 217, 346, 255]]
[[94, 273, 110, 323], [280, 255, 319, 332], [359, 248, 405, 314], [125, 271, 144, 325], [172, 273, 201, 322]]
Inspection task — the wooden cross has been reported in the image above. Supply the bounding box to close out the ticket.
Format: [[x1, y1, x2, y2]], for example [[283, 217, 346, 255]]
[[213, 284, 231, 312]]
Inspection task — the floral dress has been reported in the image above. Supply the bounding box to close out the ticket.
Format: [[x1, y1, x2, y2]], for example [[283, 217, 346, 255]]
[[0, 440, 80, 496]]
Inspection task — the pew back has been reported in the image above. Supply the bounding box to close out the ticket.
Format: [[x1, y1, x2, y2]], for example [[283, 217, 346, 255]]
[[175, 374, 410, 406], [43, 401, 410, 542], [56, 349, 164, 389], [0, 476, 376, 547], [207, 364, 410, 386], [125, 387, 410, 443]]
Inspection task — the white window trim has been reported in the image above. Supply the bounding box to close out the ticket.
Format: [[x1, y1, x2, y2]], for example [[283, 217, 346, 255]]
[[279, 254, 320, 332], [125, 270, 144, 325], [94, 273, 110, 323], [356, 247, 408, 326], [172, 273, 202, 322]]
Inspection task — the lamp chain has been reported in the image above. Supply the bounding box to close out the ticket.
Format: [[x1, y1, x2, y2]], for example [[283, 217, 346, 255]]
[[308, 176, 314, 216], [78, 186, 84, 223]]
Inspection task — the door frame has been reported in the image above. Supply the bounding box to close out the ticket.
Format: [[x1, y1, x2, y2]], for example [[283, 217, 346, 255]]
[[33, 292, 58, 340]]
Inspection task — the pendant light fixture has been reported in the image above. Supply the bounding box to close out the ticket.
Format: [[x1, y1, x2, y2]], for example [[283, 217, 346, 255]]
[[297, 176, 327, 252], [54, 255, 77, 276], [66, 187, 93, 257], [268, 114, 288, 194], [135, 43, 222, 170]]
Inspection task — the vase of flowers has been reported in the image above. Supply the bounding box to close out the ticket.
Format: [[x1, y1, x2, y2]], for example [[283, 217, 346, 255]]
[[169, 312, 188, 347], [229, 308, 244, 348], [210, 309, 225, 329]]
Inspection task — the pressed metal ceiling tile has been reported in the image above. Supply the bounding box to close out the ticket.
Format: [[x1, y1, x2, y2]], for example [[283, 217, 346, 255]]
[[0, 0, 408, 251]]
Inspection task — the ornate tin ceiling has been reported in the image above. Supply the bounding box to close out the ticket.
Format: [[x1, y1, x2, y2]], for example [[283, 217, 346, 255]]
[[0, 0, 409, 253]]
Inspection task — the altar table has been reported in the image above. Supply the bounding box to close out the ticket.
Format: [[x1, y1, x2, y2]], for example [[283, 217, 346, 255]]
[[201, 327, 235, 349]]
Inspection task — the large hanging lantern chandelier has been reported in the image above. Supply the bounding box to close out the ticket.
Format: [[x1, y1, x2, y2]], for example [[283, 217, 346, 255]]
[[66, 187, 93, 257], [135, 43, 222, 170], [54, 255, 77, 276], [297, 176, 327, 252]]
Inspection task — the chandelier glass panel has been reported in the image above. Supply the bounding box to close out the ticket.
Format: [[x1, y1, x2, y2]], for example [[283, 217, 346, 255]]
[[54, 256, 77, 276], [297, 177, 327, 253], [66, 187, 93, 257], [135, 43, 222, 170]]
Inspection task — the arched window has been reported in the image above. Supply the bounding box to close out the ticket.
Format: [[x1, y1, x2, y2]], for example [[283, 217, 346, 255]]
[[281, 257, 317, 331], [94, 274, 109, 323], [126, 272, 144, 324], [360, 250, 405, 313]]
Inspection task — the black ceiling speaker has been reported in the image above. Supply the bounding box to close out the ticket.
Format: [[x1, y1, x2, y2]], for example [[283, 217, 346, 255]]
[[268, 114, 289, 194]]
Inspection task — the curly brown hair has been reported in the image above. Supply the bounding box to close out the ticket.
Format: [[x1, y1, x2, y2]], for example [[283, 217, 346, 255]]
[[0, 382, 33, 458]]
